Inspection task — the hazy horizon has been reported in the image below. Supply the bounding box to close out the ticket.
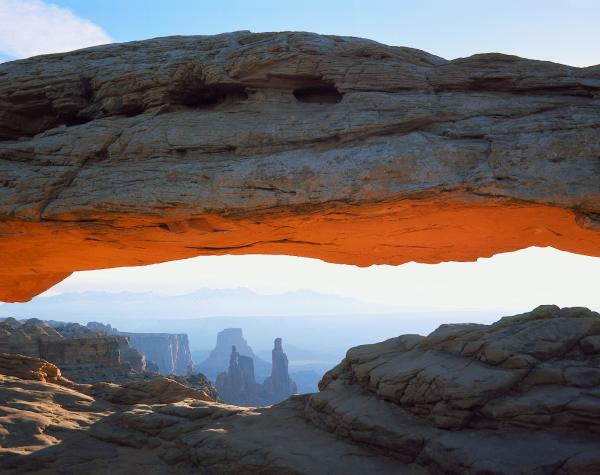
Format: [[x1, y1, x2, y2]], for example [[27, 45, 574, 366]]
[[7, 247, 597, 313]]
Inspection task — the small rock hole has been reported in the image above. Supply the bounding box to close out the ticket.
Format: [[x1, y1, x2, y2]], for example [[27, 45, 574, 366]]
[[293, 84, 343, 104]]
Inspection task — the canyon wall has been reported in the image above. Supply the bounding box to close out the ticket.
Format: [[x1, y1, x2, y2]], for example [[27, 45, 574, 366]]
[[86, 322, 192, 376], [0, 318, 147, 383], [121, 332, 192, 376], [0, 31, 599, 301]]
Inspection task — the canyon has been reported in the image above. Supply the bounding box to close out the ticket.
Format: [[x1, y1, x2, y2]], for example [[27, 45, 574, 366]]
[[1, 306, 599, 474], [1, 31, 599, 475], [0, 318, 195, 381], [1, 31, 599, 301], [119, 332, 192, 376], [0, 318, 147, 383]]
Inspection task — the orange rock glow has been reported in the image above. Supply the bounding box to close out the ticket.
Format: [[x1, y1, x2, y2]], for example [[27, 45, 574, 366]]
[[1, 197, 599, 302]]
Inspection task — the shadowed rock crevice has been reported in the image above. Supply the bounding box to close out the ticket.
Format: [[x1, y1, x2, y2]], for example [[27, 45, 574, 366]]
[[293, 79, 343, 103]]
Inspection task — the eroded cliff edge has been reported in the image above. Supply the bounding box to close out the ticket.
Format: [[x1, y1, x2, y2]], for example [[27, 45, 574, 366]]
[[1, 31, 599, 301], [1, 305, 599, 474]]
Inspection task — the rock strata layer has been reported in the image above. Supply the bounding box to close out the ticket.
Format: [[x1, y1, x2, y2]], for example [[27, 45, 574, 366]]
[[1, 305, 599, 474], [0, 318, 146, 383], [1, 31, 599, 301]]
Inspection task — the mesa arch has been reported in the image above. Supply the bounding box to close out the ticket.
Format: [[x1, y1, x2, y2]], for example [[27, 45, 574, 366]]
[[0, 31, 599, 302]]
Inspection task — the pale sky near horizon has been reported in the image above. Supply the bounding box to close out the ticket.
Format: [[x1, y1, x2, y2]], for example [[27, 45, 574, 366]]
[[0, 1, 598, 311]]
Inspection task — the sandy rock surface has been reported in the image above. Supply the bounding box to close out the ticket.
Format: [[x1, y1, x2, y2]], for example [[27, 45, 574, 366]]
[[1, 306, 599, 474]]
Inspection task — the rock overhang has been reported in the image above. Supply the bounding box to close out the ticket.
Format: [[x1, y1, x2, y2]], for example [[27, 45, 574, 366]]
[[0, 31, 599, 301]]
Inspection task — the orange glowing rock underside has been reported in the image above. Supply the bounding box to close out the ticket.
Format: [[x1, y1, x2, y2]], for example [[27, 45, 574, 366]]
[[1, 198, 598, 302]]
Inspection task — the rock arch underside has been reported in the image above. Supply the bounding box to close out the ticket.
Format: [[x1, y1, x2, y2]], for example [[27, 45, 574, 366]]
[[0, 31, 599, 302]]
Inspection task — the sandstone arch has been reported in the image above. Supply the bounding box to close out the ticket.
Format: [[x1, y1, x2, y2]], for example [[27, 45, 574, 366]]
[[0, 31, 599, 302]]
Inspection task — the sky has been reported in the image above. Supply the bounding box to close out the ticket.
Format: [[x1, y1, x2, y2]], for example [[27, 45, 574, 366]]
[[42, 248, 600, 312], [1, 0, 600, 65], [0, 0, 598, 313]]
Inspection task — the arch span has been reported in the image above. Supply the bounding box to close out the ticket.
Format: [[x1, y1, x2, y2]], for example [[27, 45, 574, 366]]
[[1, 32, 599, 301]]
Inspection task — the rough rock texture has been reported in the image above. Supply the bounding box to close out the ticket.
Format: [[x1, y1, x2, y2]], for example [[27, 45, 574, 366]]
[[90, 377, 215, 405], [1, 306, 599, 474], [1, 31, 599, 301], [197, 328, 271, 381], [0, 352, 72, 386], [215, 339, 297, 406], [0, 318, 151, 383], [120, 332, 193, 376], [0, 358, 404, 475], [305, 305, 600, 473]]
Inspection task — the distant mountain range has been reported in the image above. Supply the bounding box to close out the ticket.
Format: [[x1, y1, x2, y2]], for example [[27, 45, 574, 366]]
[[0, 289, 503, 360], [0, 288, 403, 321]]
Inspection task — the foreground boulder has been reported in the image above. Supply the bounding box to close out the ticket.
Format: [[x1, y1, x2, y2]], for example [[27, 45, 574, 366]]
[[306, 305, 600, 473], [1, 305, 599, 474], [1, 31, 600, 301], [0, 352, 72, 386]]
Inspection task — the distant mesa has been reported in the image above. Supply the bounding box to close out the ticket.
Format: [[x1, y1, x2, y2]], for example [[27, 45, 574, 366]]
[[216, 337, 298, 406]]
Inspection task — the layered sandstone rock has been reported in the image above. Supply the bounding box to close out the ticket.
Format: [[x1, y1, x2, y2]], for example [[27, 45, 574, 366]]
[[0, 318, 150, 383], [1, 306, 599, 474], [1, 31, 599, 301], [90, 377, 215, 405], [0, 352, 71, 386], [305, 305, 600, 473]]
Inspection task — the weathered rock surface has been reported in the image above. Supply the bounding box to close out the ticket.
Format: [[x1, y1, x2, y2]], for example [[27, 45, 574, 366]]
[[1, 31, 599, 301], [0, 361, 405, 475], [305, 305, 600, 473], [2, 306, 598, 474], [0, 352, 72, 387], [0, 318, 156, 383], [90, 377, 215, 405]]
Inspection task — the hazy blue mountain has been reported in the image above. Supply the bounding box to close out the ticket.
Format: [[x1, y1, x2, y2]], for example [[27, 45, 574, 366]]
[[0, 288, 402, 322], [0, 289, 504, 379]]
